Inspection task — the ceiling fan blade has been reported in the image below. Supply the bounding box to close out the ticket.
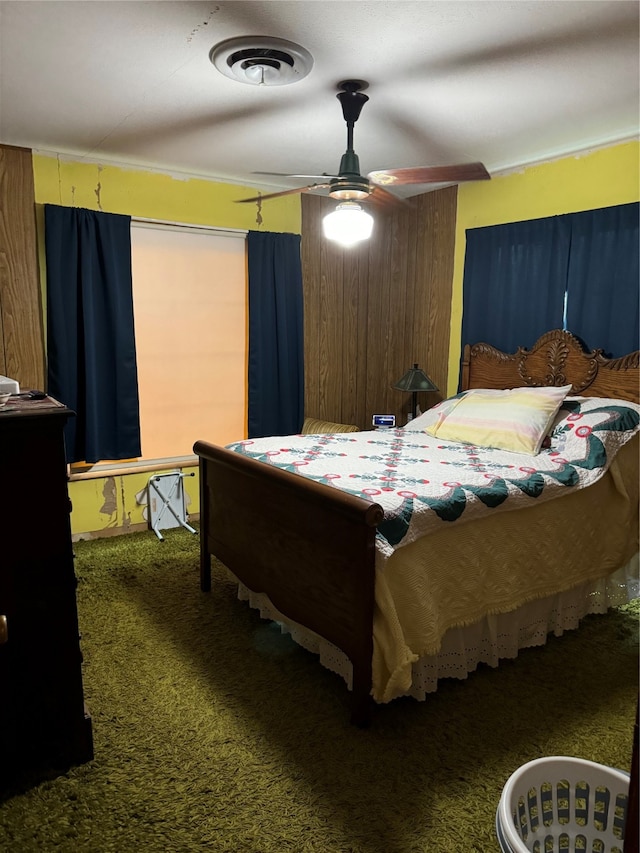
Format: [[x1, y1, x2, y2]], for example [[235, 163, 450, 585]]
[[236, 183, 332, 203], [365, 186, 412, 209], [253, 172, 340, 180], [368, 162, 490, 187]]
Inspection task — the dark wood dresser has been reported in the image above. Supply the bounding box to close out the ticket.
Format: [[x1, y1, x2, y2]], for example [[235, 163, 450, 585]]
[[0, 395, 93, 790]]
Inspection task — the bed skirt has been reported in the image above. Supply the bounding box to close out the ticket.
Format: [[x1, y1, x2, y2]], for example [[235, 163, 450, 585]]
[[237, 554, 638, 703]]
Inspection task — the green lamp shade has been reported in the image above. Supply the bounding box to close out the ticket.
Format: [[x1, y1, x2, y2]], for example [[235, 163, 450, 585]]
[[393, 363, 438, 419], [393, 363, 438, 393]]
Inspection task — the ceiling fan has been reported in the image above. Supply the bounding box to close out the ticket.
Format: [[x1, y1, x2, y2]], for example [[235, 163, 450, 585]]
[[236, 79, 490, 206]]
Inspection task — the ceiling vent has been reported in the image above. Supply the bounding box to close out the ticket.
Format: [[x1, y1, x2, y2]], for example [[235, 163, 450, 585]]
[[209, 36, 313, 86]]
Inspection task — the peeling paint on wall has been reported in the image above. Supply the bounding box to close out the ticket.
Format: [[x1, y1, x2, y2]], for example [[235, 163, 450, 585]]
[[255, 196, 263, 227], [99, 476, 118, 528], [118, 475, 131, 531], [33, 151, 302, 233], [94, 181, 102, 210]]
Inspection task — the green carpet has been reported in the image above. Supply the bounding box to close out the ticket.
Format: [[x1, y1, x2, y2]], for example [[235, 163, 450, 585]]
[[1, 526, 638, 852]]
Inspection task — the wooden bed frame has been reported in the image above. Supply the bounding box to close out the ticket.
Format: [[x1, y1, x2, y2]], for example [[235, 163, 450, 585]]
[[194, 330, 639, 726]]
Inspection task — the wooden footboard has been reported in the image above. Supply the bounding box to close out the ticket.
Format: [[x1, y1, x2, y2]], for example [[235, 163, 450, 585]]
[[193, 440, 384, 726]]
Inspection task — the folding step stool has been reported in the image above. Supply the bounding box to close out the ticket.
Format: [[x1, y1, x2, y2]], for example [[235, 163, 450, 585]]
[[148, 471, 197, 541]]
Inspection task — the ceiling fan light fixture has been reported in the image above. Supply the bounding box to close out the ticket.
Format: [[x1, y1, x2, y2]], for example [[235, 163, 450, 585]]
[[329, 182, 370, 201], [323, 202, 373, 247], [209, 37, 313, 86]]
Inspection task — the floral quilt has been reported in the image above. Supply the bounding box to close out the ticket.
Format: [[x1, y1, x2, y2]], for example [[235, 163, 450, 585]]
[[227, 396, 640, 563]]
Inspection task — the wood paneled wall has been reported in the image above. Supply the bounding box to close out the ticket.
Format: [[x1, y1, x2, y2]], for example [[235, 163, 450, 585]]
[[301, 187, 457, 429], [0, 145, 45, 389]]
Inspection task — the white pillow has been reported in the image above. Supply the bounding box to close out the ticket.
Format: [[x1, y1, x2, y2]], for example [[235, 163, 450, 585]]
[[402, 397, 460, 431]]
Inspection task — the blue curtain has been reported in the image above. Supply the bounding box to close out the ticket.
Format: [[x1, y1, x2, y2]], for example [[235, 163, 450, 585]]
[[247, 231, 304, 437], [461, 217, 570, 354], [45, 205, 141, 463], [565, 203, 639, 357], [461, 202, 640, 361]]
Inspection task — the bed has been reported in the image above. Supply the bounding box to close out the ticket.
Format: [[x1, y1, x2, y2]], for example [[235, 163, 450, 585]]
[[194, 329, 640, 725]]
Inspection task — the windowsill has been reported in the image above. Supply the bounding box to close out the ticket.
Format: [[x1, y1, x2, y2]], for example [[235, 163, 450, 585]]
[[69, 455, 198, 481]]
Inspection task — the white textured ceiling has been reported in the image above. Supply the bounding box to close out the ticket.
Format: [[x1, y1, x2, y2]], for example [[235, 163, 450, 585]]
[[1, 0, 638, 199]]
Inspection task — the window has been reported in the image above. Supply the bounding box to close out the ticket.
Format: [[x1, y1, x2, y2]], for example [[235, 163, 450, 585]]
[[130, 222, 247, 462]]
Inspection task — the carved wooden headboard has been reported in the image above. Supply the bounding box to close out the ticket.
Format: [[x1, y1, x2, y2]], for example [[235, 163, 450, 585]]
[[461, 329, 640, 404]]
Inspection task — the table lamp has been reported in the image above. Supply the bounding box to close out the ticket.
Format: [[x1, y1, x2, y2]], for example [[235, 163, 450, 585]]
[[393, 363, 438, 419]]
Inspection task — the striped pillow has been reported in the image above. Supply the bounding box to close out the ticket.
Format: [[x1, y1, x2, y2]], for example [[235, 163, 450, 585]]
[[301, 417, 360, 434], [424, 385, 572, 455]]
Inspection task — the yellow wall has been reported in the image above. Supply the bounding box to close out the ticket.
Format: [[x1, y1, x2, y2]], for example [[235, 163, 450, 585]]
[[32, 153, 301, 539], [32, 154, 301, 230], [448, 141, 640, 395]]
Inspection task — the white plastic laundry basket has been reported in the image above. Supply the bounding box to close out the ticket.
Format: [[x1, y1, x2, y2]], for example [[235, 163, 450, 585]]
[[496, 756, 631, 853]]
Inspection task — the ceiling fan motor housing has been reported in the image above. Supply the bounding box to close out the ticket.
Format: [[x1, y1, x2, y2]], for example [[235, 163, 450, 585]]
[[330, 150, 370, 199], [330, 180, 370, 201]]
